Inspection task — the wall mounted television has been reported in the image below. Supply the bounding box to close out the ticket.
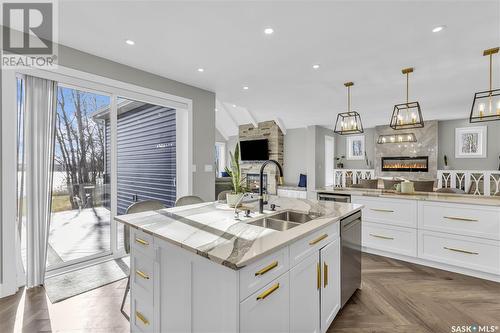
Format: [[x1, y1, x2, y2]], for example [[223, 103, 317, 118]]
[[240, 139, 269, 161]]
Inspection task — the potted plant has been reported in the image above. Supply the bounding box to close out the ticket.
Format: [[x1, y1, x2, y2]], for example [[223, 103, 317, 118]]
[[336, 155, 345, 169], [443, 154, 450, 170], [224, 143, 247, 207]]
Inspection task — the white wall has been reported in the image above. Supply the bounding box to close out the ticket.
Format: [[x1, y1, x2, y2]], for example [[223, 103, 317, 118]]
[[438, 118, 500, 170], [283, 128, 307, 185]]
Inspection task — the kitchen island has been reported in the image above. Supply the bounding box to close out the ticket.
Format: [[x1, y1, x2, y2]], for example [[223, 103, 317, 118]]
[[116, 196, 362, 333], [316, 187, 500, 282]]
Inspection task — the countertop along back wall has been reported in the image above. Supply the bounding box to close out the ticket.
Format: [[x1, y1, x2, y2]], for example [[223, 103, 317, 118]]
[[58, 45, 216, 201]]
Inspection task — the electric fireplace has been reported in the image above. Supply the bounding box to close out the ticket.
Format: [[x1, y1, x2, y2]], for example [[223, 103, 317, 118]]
[[381, 156, 428, 172]]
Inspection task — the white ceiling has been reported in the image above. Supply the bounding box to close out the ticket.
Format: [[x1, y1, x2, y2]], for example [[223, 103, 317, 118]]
[[59, 1, 500, 136]]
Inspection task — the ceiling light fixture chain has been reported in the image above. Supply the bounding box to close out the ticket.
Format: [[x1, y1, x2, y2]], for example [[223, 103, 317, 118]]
[[390, 67, 424, 130]]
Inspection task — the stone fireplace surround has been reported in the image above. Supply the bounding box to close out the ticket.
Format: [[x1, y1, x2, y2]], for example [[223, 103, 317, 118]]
[[374, 120, 438, 180], [239, 121, 284, 194]]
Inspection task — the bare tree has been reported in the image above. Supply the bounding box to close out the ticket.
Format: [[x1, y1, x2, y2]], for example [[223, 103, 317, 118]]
[[55, 88, 106, 209]]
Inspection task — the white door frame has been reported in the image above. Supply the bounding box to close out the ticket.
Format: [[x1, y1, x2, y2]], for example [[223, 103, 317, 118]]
[[1, 66, 193, 294], [324, 136, 335, 187]]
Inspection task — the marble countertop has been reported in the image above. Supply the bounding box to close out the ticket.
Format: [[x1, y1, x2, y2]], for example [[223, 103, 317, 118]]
[[316, 187, 500, 207], [115, 197, 362, 270]]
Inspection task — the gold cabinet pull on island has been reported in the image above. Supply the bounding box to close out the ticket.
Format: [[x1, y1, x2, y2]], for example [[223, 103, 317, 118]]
[[255, 261, 278, 276], [256, 283, 280, 300]]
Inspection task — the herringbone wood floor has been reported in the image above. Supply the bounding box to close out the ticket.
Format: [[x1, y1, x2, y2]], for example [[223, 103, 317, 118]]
[[329, 253, 500, 333], [1, 253, 499, 332]]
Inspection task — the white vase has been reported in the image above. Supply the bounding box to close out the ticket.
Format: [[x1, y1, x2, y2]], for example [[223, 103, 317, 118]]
[[226, 193, 244, 208]]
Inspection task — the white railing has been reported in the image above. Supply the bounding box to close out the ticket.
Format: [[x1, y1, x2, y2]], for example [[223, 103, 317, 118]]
[[437, 170, 500, 196], [333, 169, 375, 188]]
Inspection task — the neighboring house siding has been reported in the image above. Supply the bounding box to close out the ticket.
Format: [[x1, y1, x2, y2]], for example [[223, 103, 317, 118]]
[[106, 103, 176, 214]]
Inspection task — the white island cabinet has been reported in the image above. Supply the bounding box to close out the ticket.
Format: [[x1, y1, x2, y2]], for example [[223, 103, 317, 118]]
[[129, 222, 342, 333]]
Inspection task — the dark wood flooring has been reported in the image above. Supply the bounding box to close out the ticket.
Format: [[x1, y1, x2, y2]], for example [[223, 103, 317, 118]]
[[1, 253, 499, 332]]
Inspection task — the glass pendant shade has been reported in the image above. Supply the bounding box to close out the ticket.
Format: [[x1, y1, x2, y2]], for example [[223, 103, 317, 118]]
[[390, 67, 425, 130], [470, 47, 500, 123], [334, 82, 364, 135], [377, 132, 417, 144]]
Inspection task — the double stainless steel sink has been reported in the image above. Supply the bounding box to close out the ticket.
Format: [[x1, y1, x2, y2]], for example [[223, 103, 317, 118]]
[[247, 210, 320, 231]]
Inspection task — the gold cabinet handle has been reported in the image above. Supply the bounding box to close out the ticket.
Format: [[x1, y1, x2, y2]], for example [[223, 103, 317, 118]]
[[255, 261, 278, 276], [309, 234, 328, 246], [444, 216, 479, 222], [317, 262, 321, 290], [135, 237, 149, 246], [256, 283, 280, 300], [444, 247, 479, 255], [370, 208, 394, 213], [135, 269, 150, 280], [136, 311, 150, 326], [323, 262, 328, 288], [369, 233, 394, 240]]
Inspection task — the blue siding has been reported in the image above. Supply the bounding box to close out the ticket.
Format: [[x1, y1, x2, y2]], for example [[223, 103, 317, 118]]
[[106, 103, 176, 214]]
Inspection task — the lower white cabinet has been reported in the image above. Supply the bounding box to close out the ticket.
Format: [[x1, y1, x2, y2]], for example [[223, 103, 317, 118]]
[[129, 222, 342, 333], [320, 239, 341, 333], [290, 253, 320, 333], [351, 195, 500, 281], [240, 273, 290, 333], [289, 238, 341, 333], [277, 188, 307, 199]]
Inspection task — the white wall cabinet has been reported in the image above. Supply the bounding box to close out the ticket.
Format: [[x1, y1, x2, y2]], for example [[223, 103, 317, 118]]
[[129, 221, 342, 333]]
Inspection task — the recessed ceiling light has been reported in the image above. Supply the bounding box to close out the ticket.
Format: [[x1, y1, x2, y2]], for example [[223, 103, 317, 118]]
[[125, 39, 135, 45], [215, 108, 218, 112], [264, 27, 274, 35], [243, 86, 249, 90], [432, 25, 446, 33], [197, 68, 204, 72], [312, 64, 320, 69], [232, 104, 237, 108]]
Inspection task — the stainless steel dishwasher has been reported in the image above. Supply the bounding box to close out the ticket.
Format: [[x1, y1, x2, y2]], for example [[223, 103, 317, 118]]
[[340, 210, 361, 307], [317, 192, 351, 203]]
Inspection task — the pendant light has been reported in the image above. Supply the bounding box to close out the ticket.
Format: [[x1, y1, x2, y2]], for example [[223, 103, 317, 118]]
[[390, 67, 424, 130], [377, 133, 417, 144], [334, 82, 364, 135], [470, 47, 500, 123]]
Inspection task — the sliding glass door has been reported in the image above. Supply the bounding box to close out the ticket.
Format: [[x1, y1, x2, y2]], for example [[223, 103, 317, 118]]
[[46, 85, 112, 269], [12, 71, 185, 278]]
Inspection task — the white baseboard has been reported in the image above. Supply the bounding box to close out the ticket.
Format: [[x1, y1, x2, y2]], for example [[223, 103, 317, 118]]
[[362, 247, 500, 283]]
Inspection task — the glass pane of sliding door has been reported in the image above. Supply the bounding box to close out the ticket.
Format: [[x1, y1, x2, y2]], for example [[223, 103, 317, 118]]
[[46, 86, 111, 269], [114, 98, 177, 250]]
